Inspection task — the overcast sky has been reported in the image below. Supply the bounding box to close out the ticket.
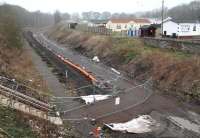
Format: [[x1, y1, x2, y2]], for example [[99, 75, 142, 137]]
[[1, 0, 196, 13]]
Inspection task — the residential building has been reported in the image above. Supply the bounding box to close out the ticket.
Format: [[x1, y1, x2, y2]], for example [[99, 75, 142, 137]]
[[62, 20, 78, 29], [163, 17, 200, 38], [106, 18, 151, 32], [88, 20, 109, 27], [140, 24, 161, 37]]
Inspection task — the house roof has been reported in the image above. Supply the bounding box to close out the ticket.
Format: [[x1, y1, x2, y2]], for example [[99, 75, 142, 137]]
[[90, 19, 109, 24], [64, 20, 78, 23], [140, 24, 161, 30], [175, 20, 200, 24], [140, 25, 154, 29], [163, 17, 200, 24], [110, 18, 151, 24]]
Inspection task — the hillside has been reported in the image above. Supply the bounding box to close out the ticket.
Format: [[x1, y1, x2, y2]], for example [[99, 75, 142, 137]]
[[47, 24, 200, 103], [0, 106, 38, 138], [0, 4, 49, 90], [0, 4, 54, 28], [0, 5, 60, 138]]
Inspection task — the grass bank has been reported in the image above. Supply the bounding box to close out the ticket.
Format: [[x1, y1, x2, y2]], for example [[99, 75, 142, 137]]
[[0, 106, 38, 138], [0, 5, 60, 137]]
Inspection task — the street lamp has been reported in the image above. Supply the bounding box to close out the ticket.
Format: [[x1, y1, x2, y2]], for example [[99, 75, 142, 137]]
[[161, 0, 164, 37]]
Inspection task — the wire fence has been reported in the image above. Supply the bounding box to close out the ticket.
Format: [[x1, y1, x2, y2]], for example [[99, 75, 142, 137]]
[[75, 24, 112, 36], [53, 78, 152, 116], [0, 76, 50, 103], [58, 79, 153, 121]]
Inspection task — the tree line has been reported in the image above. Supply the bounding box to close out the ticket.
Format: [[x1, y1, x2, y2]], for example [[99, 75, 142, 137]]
[[0, 4, 22, 48], [0, 4, 54, 28], [0, 4, 56, 48], [54, 0, 200, 23], [54, 11, 136, 23], [141, 1, 200, 21], [1, 0, 200, 28]]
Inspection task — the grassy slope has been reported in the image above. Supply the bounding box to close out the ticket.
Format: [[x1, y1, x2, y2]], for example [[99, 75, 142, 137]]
[[0, 106, 38, 138], [47, 24, 200, 102], [0, 42, 50, 93], [0, 5, 52, 138]]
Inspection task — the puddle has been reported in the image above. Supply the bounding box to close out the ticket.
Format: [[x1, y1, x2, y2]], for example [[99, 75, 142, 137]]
[[169, 116, 200, 134]]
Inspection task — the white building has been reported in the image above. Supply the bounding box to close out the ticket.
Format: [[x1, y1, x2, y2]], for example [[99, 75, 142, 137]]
[[106, 18, 151, 32], [149, 18, 162, 24], [163, 17, 200, 38], [88, 20, 108, 27]]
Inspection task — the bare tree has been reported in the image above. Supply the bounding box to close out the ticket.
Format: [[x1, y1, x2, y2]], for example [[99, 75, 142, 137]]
[[71, 12, 80, 22], [62, 13, 71, 20], [82, 12, 91, 20], [54, 10, 61, 24], [101, 11, 111, 20]]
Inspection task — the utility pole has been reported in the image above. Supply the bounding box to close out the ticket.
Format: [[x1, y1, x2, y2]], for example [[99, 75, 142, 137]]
[[65, 70, 68, 80], [161, 0, 164, 37], [93, 85, 96, 103]]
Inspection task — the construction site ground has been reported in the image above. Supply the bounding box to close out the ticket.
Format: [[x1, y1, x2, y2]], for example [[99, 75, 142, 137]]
[[25, 31, 200, 138]]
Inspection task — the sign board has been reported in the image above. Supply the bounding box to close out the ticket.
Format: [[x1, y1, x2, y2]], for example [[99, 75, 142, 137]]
[[65, 70, 68, 79], [115, 97, 120, 105]]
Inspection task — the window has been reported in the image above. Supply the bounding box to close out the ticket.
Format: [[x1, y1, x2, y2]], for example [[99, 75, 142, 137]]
[[180, 25, 190, 32], [117, 24, 121, 29], [193, 25, 196, 31], [125, 25, 127, 29]]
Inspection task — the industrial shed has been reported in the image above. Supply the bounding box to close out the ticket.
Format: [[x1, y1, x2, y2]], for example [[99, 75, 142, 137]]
[[140, 24, 161, 37]]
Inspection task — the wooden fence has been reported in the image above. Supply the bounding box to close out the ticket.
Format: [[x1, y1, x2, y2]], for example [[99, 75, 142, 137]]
[[75, 24, 112, 35]]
